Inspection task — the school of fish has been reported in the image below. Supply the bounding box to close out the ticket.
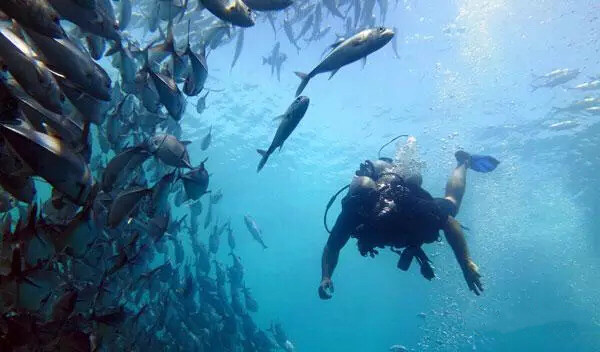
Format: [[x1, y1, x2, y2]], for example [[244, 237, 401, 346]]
[[0, 0, 402, 350]]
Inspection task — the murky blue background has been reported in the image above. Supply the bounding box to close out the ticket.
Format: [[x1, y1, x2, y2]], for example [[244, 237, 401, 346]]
[[139, 1, 600, 350]]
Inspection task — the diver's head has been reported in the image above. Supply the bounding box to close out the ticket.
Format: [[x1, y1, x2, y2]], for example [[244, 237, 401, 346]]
[[371, 159, 393, 179], [346, 176, 378, 213], [405, 173, 423, 187], [349, 176, 377, 195]]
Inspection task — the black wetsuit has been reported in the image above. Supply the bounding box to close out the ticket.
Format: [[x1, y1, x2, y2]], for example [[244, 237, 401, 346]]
[[330, 163, 457, 259]]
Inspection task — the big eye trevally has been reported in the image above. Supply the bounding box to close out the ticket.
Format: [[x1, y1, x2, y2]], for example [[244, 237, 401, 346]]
[[295, 27, 394, 96]]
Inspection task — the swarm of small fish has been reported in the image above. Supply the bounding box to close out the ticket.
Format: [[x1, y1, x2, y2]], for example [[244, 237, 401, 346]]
[[0, 0, 308, 350], [535, 68, 600, 131], [0, 0, 403, 349]]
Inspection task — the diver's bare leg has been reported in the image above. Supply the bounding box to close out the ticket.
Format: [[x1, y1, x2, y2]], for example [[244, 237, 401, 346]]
[[444, 163, 467, 214]]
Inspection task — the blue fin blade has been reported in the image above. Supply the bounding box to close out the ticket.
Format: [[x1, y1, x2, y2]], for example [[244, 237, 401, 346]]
[[470, 155, 500, 173]]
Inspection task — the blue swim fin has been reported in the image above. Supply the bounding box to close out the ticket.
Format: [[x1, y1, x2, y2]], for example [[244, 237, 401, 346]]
[[455, 151, 499, 173], [470, 154, 500, 173]]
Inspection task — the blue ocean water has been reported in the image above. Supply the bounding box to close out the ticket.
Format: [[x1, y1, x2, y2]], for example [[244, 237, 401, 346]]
[[2, 0, 599, 351], [187, 1, 600, 351]]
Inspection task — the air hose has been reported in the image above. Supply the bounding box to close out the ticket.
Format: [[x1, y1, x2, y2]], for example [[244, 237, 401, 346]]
[[377, 134, 408, 160], [323, 184, 350, 234]]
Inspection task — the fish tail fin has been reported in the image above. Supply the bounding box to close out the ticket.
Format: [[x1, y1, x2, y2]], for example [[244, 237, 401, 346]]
[[256, 149, 270, 173], [295, 72, 311, 97], [105, 40, 123, 56], [262, 57, 267, 65], [178, 0, 189, 22]]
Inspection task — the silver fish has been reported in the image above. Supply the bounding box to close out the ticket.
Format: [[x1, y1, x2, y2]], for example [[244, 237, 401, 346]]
[[119, 0, 133, 30], [230, 29, 245, 71], [148, 70, 186, 121], [107, 186, 152, 228], [47, 0, 121, 42], [195, 91, 209, 114], [0, 120, 95, 205], [0, 0, 65, 38], [102, 146, 150, 192], [243, 215, 267, 249], [183, 23, 209, 96], [323, 0, 344, 19], [295, 13, 313, 41], [85, 34, 106, 60], [283, 18, 300, 52], [0, 172, 36, 204], [243, 0, 294, 11], [531, 68, 580, 91], [144, 134, 193, 168], [200, 126, 212, 150], [257, 96, 309, 172], [0, 26, 64, 114], [295, 27, 394, 96], [181, 159, 210, 200], [200, 0, 255, 27], [58, 78, 110, 125], [10, 87, 82, 147], [25, 28, 112, 101], [568, 80, 600, 91]]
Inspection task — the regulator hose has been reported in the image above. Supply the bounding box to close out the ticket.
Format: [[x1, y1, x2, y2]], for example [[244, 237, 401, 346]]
[[323, 184, 350, 234], [377, 134, 409, 160]]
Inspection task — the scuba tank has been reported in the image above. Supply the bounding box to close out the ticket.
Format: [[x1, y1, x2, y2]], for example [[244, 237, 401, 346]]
[[323, 134, 407, 234]]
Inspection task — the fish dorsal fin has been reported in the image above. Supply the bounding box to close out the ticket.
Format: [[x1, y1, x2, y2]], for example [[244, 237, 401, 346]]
[[178, 0, 189, 22], [321, 38, 344, 58], [157, 23, 167, 43], [165, 13, 175, 54], [328, 69, 339, 80], [198, 45, 208, 69], [141, 38, 160, 71], [185, 20, 191, 53], [331, 38, 345, 49]]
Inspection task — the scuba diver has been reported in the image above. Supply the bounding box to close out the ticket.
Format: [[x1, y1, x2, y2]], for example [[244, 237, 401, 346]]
[[319, 138, 499, 299]]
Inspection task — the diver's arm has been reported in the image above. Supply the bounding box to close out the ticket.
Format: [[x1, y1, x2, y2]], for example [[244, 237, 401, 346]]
[[319, 211, 353, 300], [443, 216, 483, 295], [321, 231, 350, 281]]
